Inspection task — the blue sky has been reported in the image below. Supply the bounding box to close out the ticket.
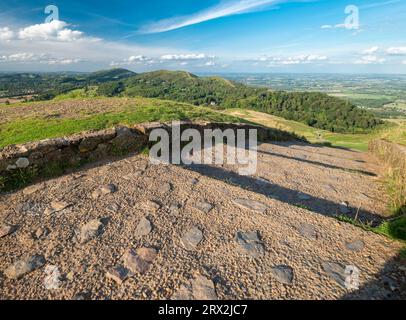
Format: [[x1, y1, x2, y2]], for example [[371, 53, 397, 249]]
[[0, 0, 405, 73]]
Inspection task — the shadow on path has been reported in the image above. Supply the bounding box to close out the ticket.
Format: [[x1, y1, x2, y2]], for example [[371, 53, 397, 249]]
[[182, 163, 383, 224], [341, 251, 406, 300], [257, 149, 377, 177]]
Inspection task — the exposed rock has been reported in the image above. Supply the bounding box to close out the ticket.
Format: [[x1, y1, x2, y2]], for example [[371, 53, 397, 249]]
[[192, 274, 218, 300], [382, 276, 399, 292], [73, 291, 92, 300], [322, 262, 347, 288], [235, 231, 265, 258], [233, 198, 268, 214], [4, 254, 46, 279], [33, 227, 50, 240], [44, 201, 71, 215], [110, 127, 145, 151], [106, 203, 120, 213], [171, 274, 217, 300], [135, 217, 152, 238], [101, 184, 117, 195], [339, 202, 351, 214], [23, 183, 45, 196], [181, 227, 203, 250], [16, 157, 30, 168], [345, 239, 365, 252], [78, 218, 106, 244], [270, 265, 294, 285], [169, 202, 182, 213], [0, 223, 18, 238], [106, 266, 132, 285], [297, 193, 311, 201], [171, 284, 193, 300], [123, 247, 157, 274], [194, 201, 214, 214], [298, 223, 318, 240], [140, 200, 161, 212], [91, 184, 117, 199], [161, 183, 173, 193]]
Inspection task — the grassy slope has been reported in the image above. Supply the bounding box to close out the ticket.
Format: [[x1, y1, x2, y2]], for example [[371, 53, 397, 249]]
[[0, 97, 244, 148], [223, 109, 406, 151]]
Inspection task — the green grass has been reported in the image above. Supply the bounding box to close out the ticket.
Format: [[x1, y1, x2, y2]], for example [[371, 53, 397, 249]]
[[0, 100, 245, 148], [52, 87, 98, 101], [223, 108, 406, 151]]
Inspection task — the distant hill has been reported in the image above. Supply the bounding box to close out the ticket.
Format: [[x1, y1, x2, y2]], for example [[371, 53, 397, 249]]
[[102, 70, 382, 133], [0, 68, 136, 100], [118, 70, 257, 106], [85, 68, 136, 83], [0, 68, 384, 133]]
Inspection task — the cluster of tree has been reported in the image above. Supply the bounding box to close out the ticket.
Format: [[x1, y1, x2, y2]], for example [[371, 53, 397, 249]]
[[118, 70, 382, 132], [0, 69, 135, 100], [230, 91, 383, 133]]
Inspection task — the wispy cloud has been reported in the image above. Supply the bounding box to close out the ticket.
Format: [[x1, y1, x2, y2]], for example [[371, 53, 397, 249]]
[[139, 0, 286, 34]]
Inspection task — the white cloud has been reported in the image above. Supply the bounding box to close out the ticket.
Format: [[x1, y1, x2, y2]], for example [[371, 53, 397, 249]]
[[321, 24, 347, 30], [140, 0, 283, 33], [0, 27, 14, 41], [160, 53, 214, 60], [362, 46, 379, 54], [0, 52, 81, 65], [17, 20, 95, 42], [205, 61, 216, 66], [402, 60, 406, 65], [320, 25, 332, 29], [46, 58, 81, 65], [110, 55, 153, 66], [354, 55, 385, 64], [387, 47, 406, 55], [258, 54, 327, 65]]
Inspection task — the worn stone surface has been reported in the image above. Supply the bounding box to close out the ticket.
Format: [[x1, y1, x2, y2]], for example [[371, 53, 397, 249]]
[[123, 247, 157, 274], [192, 275, 218, 300], [322, 262, 347, 288], [235, 231, 265, 258], [16, 157, 30, 168], [0, 223, 18, 238], [78, 219, 106, 244], [45, 201, 71, 215], [270, 265, 294, 285], [298, 223, 318, 240], [233, 199, 268, 213], [339, 202, 351, 214], [140, 200, 161, 212], [172, 274, 217, 300], [106, 266, 132, 285], [135, 217, 152, 238], [194, 201, 214, 214], [181, 227, 203, 251], [4, 255, 46, 279], [23, 183, 46, 196], [0, 136, 404, 300], [345, 239, 365, 252], [297, 193, 311, 201]]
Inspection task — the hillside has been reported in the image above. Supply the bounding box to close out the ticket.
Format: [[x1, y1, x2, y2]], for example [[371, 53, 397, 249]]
[[0, 69, 136, 100], [107, 70, 382, 133], [0, 69, 384, 134], [0, 97, 244, 148], [223, 109, 406, 151]]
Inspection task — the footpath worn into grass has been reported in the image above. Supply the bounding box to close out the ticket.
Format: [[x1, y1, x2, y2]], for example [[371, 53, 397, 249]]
[[0, 141, 405, 299]]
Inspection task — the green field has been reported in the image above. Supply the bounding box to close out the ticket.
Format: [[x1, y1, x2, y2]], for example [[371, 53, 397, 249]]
[[0, 97, 244, 148]]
